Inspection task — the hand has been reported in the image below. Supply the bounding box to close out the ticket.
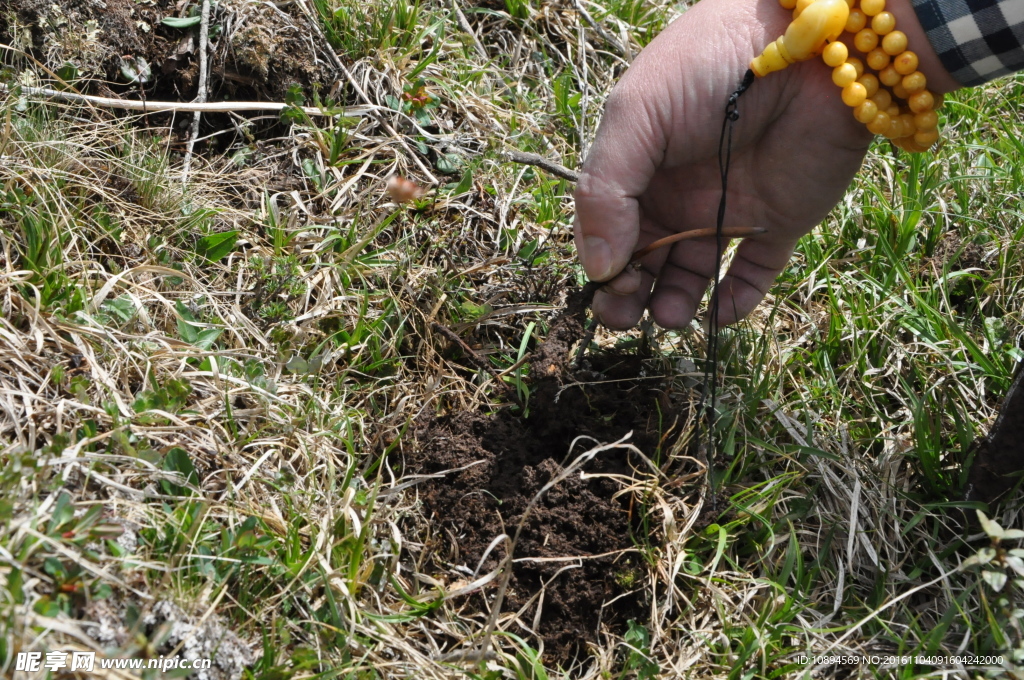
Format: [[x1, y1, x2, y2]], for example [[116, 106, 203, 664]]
[[573, 0, 958, 329]]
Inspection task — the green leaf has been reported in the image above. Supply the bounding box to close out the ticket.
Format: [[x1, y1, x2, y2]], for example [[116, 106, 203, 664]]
[[55, 62, 79, 90], [161, 446, 199, 496], [982, 569, 1008, 592], [435, 153, 464, 175], [196, 230, 238, 263], [101, 295, 136, 323], [285, 355, 309, 374], [49, 492, 74, 534], [161, 15, 202, 28], [118, 56, 151, 84], [284, 83, 305, 107], [175, 301, 199, 345], [195, 328, 223, 351], [978, 510, 1004, 540], [279, 106, 305, 124], [451, 168, 473, 196]]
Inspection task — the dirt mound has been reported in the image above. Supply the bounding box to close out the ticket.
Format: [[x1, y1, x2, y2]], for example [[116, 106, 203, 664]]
[[3, 0, 331, 102], [407, 289, 682, 665]]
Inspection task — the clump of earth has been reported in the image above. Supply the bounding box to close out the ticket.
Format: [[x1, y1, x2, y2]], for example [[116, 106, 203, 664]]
[[406, 289, 687, 665], [2, 0, 331, 102]]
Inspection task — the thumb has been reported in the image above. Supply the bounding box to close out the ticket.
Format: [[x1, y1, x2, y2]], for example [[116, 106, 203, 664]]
[[573, 92, 666, 282]]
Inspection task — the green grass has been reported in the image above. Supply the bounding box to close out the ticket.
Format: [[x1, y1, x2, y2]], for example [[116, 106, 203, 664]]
[[1, 0, 1024, 678]]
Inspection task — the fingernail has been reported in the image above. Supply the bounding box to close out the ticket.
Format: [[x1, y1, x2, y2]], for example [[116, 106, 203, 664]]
[[579, 236, 612, 281]]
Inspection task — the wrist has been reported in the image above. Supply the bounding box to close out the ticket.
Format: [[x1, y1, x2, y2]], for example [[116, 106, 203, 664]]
[[884, 0, 962, 93]]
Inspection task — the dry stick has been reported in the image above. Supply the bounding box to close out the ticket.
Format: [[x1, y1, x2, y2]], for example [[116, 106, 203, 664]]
[[452, 0, 489, 60], [181, 0, 212, 185], [574, 0, 627, 57], [430, 322, 520, 404], [505, 150, 580, 183], [0, 84, 377, 117]]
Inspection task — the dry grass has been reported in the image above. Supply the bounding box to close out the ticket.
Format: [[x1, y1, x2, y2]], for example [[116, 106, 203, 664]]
[[2, 0, 1024, 678]]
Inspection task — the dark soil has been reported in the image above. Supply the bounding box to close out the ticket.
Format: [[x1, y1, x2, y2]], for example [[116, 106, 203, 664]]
[[3, 0, 332, 103], [407, 287, 683, 665], [967, 359, 1024, 504]]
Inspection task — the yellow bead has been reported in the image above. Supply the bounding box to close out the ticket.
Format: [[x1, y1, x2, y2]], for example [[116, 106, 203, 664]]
[[898, 113, 916, 137], [861, 0, 885, 15], [882, 30, 908, 55], [794, 0, 815, 15], [908, 90, 934, 113], [884, 117, 902, 138], [871, 11, 896, 34], [823, 41, 849, 67], [858, 73, 880, 97], [887, 103, 900, 117], [870, 88, 892, 111], [893, 50, 918, 75], [845, 8, 867, 32], [879, 65, 901, 86], [914, 109, 938, 130], [866, 48, 891, 70], [854, 99, 879, 123], [848, 57, 865, 78], [833, 62, 858, 87], [902, 71, 927, 92], [843, 82, 868, 106], [914, 129, 940, 146], [780, 0, 798, 9], [867, 110, 891, 134], [892, 82, 910, 99], [894, 136, 930, 152], [854, 29, 879, 53]]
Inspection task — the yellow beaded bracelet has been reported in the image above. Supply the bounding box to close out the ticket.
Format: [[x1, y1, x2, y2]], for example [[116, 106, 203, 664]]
[[749, 0, 941, 152]]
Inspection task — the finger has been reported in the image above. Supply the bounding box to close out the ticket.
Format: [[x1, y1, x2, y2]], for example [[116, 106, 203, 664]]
[[647, 237, 722, 329], [573, 89, 666, 282], [713, 237, 798, 326], [592, 216, 676, 329], [592, 266, 655, 329]]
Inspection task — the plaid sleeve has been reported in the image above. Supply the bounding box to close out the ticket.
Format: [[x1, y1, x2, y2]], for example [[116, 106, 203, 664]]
[[911, 0, 1024, 85]]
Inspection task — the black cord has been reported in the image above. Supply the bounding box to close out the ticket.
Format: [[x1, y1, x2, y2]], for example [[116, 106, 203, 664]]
[[697, 69, 754, 490]]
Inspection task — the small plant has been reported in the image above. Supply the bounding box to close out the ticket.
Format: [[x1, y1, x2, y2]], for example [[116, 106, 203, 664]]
[[397, 79, 439, 125], [960, 511, 1024, 671], [619, 620, 659, 679], [133, 376, 193, 415]]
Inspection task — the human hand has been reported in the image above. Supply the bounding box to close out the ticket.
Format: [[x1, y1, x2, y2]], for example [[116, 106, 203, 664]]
[[573, 0, 958, 329]]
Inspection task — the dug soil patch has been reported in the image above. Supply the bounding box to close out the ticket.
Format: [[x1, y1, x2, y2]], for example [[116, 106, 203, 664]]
[[407, 289, 685, 665]]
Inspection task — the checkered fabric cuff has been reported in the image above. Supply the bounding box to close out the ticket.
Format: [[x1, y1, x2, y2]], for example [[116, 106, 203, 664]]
[[912, 0, 1024, 85]]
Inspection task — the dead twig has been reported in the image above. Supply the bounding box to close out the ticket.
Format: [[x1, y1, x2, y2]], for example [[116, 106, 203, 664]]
[[431, 322, 520, 404], [452, 0, 489, 60], [505, 150, 579, 182], [574, 0, 626, 57], [182, 0, 212, 184], [0, 84, 377, 117]]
